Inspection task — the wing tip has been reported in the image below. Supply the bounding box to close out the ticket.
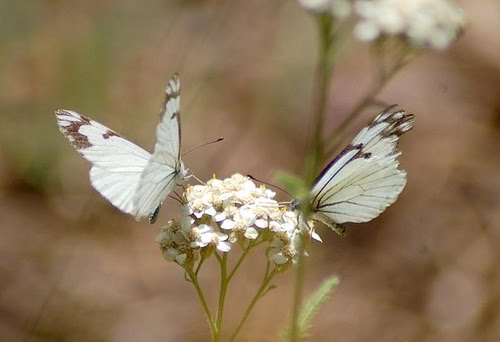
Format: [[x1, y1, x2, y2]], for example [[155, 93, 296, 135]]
[[54, 109, 73, 122], [166, 73, 181, 95], [55, 109, 94, 149]]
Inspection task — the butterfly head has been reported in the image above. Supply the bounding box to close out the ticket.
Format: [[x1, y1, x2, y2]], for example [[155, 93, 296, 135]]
[[289, 195, 315, 218], [289, 198, 301, 211]]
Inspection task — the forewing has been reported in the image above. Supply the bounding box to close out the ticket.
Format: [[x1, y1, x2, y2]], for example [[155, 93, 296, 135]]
[[133, 74, 184, 220], [55, 109, 151, 215], [156, 74, 182, 161], [311, 107, 414, 225]]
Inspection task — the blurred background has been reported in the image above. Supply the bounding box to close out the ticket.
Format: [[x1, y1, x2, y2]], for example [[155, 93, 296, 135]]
[[0, 0, 498, 341]]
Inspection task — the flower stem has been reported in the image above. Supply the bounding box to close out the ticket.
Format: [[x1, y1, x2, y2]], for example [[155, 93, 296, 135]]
[[195, 256, 206, 276], [215, 253, 229, 341], [229, 262, 278, 342], [289, 247, 308, 342], [227, 242, 254, 283], [292, 13, 335, 342], [187, 270, 217, 339], [304, 13, 335, 181]]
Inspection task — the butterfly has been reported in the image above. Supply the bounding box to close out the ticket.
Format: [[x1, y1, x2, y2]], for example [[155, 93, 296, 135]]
[[292, 105, 414, 236], [55, 73, 187, 223]]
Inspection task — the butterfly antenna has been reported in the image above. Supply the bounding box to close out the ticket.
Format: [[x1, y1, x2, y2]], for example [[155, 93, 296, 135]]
[[182, 137, 224, 157], [247, 174, 293, 198], [188, 171, 206, 185]]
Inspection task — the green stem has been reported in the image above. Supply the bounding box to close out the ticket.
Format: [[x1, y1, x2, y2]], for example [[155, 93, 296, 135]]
[[289, 248, 307, 342], [215, 253, 229, 342], [291, 14, 335, 342], [229, 263, 279, 342], [195, 256, 206, 276], [305, 13, 335, 182], [187, 270, 217, 339], [227, 242, 253, 283]]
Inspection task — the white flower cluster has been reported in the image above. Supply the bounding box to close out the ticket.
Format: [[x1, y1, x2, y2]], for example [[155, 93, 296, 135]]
[[298, 0, 466, 50], [155, 174, 320, 268], [353, 0, 466, 49]]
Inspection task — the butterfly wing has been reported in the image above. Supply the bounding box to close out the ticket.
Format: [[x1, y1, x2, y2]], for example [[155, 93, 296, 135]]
[[310, 107, 414, 226], [55, 109, 151, 215], [133, 74, 186, 221]]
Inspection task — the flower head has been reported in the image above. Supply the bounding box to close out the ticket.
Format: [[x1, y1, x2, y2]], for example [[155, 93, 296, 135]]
[[298, 0, 466, 50], [352, 0, 466, 49], [156, 174, 321, 268], [155, 217, 196, 266]]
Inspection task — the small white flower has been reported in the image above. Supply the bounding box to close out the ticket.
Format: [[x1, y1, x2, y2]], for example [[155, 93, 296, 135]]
[[202, 230, 231, 252], [155, 230, 172, 248], [269, 250, 289, 265], [163, 248, 188, 265], [255, 218, 268, 228], [214, 211, 226, 222], [188, 224, 231, 252], [163, 247, 182, 262], [190, 224, 214, 248], [268, 236, 299, 265], [244, 227, 259, 240], [220, 206, 258, 242], [216, 239, 232, 252], [204, 206, 217, 217], [220, 219, 235, 230]]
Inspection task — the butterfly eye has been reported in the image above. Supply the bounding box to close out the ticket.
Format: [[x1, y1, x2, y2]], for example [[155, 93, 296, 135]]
[[290, 199, 301, 210]]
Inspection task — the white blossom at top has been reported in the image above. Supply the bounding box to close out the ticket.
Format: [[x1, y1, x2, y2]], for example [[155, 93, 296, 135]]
[[298, 0, 352, 18], [297, 0, 466, 50], [353, 0, 466, 49]]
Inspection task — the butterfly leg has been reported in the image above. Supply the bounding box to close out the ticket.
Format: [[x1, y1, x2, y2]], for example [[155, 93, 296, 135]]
[[331, 223, 348, 237]]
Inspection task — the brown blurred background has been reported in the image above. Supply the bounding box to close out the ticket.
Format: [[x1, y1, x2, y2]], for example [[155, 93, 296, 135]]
[[0, 0, 498, 341]]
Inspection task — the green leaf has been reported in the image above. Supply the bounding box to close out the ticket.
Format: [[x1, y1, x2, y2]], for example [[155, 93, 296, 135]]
[[283, 276, 340, 341]]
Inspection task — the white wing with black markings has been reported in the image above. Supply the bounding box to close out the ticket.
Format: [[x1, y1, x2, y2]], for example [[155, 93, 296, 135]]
[[133, 74, 186, 221], [307, 106, 414, 234], [55, 73, 187, 223]]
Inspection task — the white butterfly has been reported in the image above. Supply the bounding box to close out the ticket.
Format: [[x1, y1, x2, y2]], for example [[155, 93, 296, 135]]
[[293, 106, 414, 235], [55, 73, 187, 223]]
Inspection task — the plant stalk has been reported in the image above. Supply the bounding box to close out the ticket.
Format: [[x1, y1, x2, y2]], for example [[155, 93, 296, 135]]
[[188, 271, 217, 339], [291, 14, 335, 342], [229, 263, 278, 341], [214, 253, 229, 341]]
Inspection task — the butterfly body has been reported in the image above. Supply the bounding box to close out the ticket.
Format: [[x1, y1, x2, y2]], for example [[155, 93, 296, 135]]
[[56, 74, 185, 223]]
